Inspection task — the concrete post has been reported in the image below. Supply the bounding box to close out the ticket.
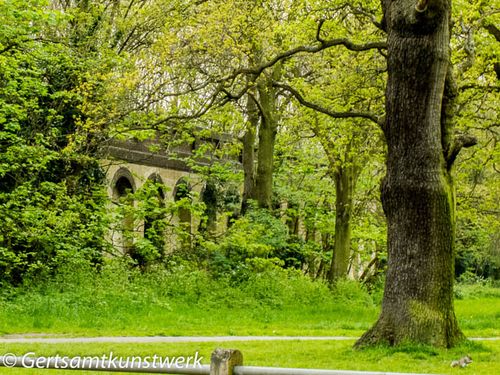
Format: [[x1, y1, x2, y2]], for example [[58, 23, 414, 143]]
[[210, 349, 243, 375]]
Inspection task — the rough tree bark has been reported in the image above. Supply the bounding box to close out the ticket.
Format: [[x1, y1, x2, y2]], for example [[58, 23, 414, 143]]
[[255, 78, 279, 210], [328, 164, 360, 282], [241, 93, 259, 214], [241, 64, 280, 212], [356, 0, 465, 347]]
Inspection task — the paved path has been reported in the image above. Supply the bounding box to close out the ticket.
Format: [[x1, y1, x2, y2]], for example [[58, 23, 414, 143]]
[[0, 336, 357, 344], [0, 335, 497, 344]]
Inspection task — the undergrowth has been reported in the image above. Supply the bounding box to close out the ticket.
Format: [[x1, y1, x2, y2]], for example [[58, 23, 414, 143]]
[[0, 258, 497, 338], [0, 258, 378, 336]]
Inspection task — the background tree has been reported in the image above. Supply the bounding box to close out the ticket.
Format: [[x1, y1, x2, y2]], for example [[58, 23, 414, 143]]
[[273, 9, 386, 280], [152, 0, 312, 211], [0, 0, 172, 283], [451, 0, 500, 281], [0, 0, 111, 283]]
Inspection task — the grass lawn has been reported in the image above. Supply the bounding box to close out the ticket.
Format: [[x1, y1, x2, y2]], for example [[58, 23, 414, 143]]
[[0, 282, 498, 338], [0, 339, 498, 374], [0, 302, 377, 338], [0, 294, 498, 338], [0, 270, 498, 374]]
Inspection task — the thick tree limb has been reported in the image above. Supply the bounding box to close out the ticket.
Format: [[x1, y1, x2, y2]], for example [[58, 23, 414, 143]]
[[233, 40, 386, 79], [446, 135, 478, 170], [482, 23, 500, 79], [484, 23, 500, 42], [459, 84, 500, 92], [274, 82, 383, 128], [222, 21, 386, 84]]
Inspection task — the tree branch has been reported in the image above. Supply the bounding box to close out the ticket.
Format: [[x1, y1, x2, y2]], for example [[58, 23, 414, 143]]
[[0, 37, 58, 54], [348, 6, 385, 31], [484, 23, 500, 42], [459, 84, 500, 92], [150, 85, 230, 128], [222, 23, 386, 84], [236, 40, 385, 78], [274, 82, 383, 128], [482, 23, 500, 80], [446, 135, 478, 170], [456, 22, 476, 77], [316, 19, 327, 44], [0, 43, 17, 55]]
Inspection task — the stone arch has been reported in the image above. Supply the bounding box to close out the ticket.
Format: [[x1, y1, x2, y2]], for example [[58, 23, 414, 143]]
[[111, 167, 136, 198], [174, 177, 192, 244], [111, 168, 135, 254], [143, 173, 167, 254], [173, 177, 192, 201]]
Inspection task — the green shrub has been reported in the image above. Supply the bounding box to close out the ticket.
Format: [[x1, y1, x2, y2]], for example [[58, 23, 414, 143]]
[[454, 280, 500, 300], [332, 278, 375, 307]]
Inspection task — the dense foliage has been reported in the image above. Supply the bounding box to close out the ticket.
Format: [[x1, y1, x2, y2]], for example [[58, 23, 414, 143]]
[[0, 0, 113, 284], [0, 0, 498, 294]]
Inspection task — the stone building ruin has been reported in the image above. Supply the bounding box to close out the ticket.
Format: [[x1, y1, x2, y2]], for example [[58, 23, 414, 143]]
[[101, 134, 239, 255]]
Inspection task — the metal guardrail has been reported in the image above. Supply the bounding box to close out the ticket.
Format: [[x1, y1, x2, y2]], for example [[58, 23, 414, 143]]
[[0, 350, 440, 375], [0, 356, 209, 374], [233, 368, 438, 375]]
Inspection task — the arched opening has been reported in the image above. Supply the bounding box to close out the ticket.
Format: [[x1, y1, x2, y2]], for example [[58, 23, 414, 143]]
[[199, 180, 218, 234], [114, 176, 134, 198], [112, 168, 136, 199], [111, 169, 135, 254], [143, 174, 166, 254], [174, 177, 192, 246]]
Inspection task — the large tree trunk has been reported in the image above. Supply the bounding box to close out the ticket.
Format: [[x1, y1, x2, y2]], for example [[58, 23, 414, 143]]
[[328, 164, 359, 282], [356, 0, 464, 347]]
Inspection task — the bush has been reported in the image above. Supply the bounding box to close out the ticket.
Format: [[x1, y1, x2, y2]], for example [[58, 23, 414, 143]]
[[331, 279, 375, 307], [0, 180, 109, 285], [200, 208, 319, 281], [454, 279, 500, 300]]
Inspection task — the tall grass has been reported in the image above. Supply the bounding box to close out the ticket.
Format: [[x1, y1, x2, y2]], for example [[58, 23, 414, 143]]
[[0, 259, 379, 336], [0, 259, 497, 337]]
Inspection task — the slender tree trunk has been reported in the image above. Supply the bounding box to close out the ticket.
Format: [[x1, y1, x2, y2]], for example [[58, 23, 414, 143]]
[[356, 0, 464, 347], [316, 231, 330, 280], [328, 164, 359, 282], [255, 79, 278, 210], [286, 201, 300, 235], [241, 46, 280, 212], [241, 94, 258, 214], [255, 121, 276, 209]]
